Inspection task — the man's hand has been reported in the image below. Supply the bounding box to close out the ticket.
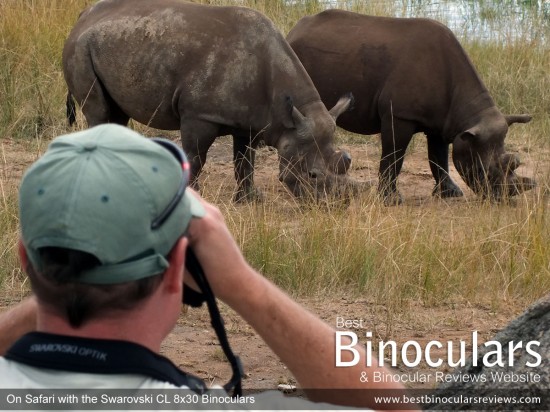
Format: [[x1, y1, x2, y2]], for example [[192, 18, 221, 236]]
[[183, 189, 254, 305]]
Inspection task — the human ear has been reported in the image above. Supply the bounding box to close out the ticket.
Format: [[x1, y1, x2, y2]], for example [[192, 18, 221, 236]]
[[164, 237, 187, 293], [18, 239, 29, 272]]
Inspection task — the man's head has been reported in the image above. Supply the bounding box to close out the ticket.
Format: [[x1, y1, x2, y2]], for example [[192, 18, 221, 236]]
[[19, 124, 204, 326]]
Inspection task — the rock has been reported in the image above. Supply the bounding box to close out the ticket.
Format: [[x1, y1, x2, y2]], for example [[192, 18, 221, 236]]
[[277, 384, 297, 393], [426, 294, 549, 410]]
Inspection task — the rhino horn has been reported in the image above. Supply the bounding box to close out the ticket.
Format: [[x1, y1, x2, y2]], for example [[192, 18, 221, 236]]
[[500, 153, 536, 197], [506, 175, 537, 197], [500, 153, 521, 172], [505, 114, 532, 126], [331, 150, 352, 174], [517, 176, 536, 192]]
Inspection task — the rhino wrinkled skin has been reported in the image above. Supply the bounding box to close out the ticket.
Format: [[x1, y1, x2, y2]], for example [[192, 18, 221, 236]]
[[287, 10, 535, 204], [63, 0, 355, 202]]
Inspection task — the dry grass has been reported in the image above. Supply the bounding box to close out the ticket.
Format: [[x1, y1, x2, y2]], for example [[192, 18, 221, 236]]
[[214, 182, 550, 310]]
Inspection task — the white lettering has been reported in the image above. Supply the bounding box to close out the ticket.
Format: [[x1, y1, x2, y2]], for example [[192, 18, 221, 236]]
[[525, 341, 542, 367], [425, 340, 443, 367], [335, 331, 359, 367]]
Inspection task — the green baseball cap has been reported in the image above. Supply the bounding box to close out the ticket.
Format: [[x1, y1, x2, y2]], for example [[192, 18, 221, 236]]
[[19, 124, 204, 284]]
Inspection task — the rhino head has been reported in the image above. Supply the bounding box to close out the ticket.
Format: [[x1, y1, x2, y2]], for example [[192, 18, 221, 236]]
[[452, 109, 536, 200], [275, 94, 358, 200]]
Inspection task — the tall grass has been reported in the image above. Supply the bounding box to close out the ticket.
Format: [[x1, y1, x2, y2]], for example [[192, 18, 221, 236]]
[[0, 0, 549, 312], [0, 0, 92, 139], [0, 184, 23, 297], [0, 141, 28, 299], [467, 41, 550, 147], [216, 186, 550, 309]]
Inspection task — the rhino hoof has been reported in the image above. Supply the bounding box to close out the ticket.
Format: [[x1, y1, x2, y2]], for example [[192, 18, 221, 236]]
[[382, 191, 403, 206], [233, 187, 264, 204], [433, 181, 464, 198]]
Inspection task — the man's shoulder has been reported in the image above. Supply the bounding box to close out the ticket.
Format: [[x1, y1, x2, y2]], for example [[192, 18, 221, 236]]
[[0, 357, 173, 389], [0, 357, 28, 386]]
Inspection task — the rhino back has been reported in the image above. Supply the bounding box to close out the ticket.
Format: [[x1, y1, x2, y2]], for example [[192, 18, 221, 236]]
[[63, 0, 318, 131], [287, 10, 492, 139]]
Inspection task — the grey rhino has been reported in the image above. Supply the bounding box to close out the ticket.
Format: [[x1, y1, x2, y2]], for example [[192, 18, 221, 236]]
[[63, 0, 355, 202], [287, 10, 535, 204]]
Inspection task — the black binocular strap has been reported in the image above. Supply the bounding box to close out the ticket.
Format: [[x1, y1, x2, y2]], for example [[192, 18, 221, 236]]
[[6, 332, 207, 393], [184, 249, 243, 397]]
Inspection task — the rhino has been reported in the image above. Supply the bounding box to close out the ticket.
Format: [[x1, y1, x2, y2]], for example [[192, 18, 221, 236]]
[[287, 10, 536, 204], [63, 0, 355, 202]]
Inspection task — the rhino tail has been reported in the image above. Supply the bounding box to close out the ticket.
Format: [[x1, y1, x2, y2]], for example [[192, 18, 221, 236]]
[[66, 91, 77, 126]]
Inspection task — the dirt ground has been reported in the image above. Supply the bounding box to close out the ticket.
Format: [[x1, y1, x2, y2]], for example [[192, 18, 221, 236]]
[[0, 132, 546, 392]]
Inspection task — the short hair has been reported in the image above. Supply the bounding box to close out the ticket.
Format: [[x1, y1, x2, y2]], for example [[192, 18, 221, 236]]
[[26, 247, 164, 327]]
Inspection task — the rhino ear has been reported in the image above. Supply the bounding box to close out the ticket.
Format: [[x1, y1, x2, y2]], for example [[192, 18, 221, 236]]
[[292, 106, 314, 140], [505, 114, 532, 126], [279, 95, 312, 138], [328, 92, 354, 121], [281, 95, 308, 128], [280, 95, 297, 129], [500, 153, 521, 172], [458, 125, 480, 142]]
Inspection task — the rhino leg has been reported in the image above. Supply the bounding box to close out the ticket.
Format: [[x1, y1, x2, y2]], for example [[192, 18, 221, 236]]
[[75, 76, 129, 127], [378, 118, 415, 205], [232, 132, 263, 203], [427, 136, 463, 198], [180, 121, 218, 191]]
